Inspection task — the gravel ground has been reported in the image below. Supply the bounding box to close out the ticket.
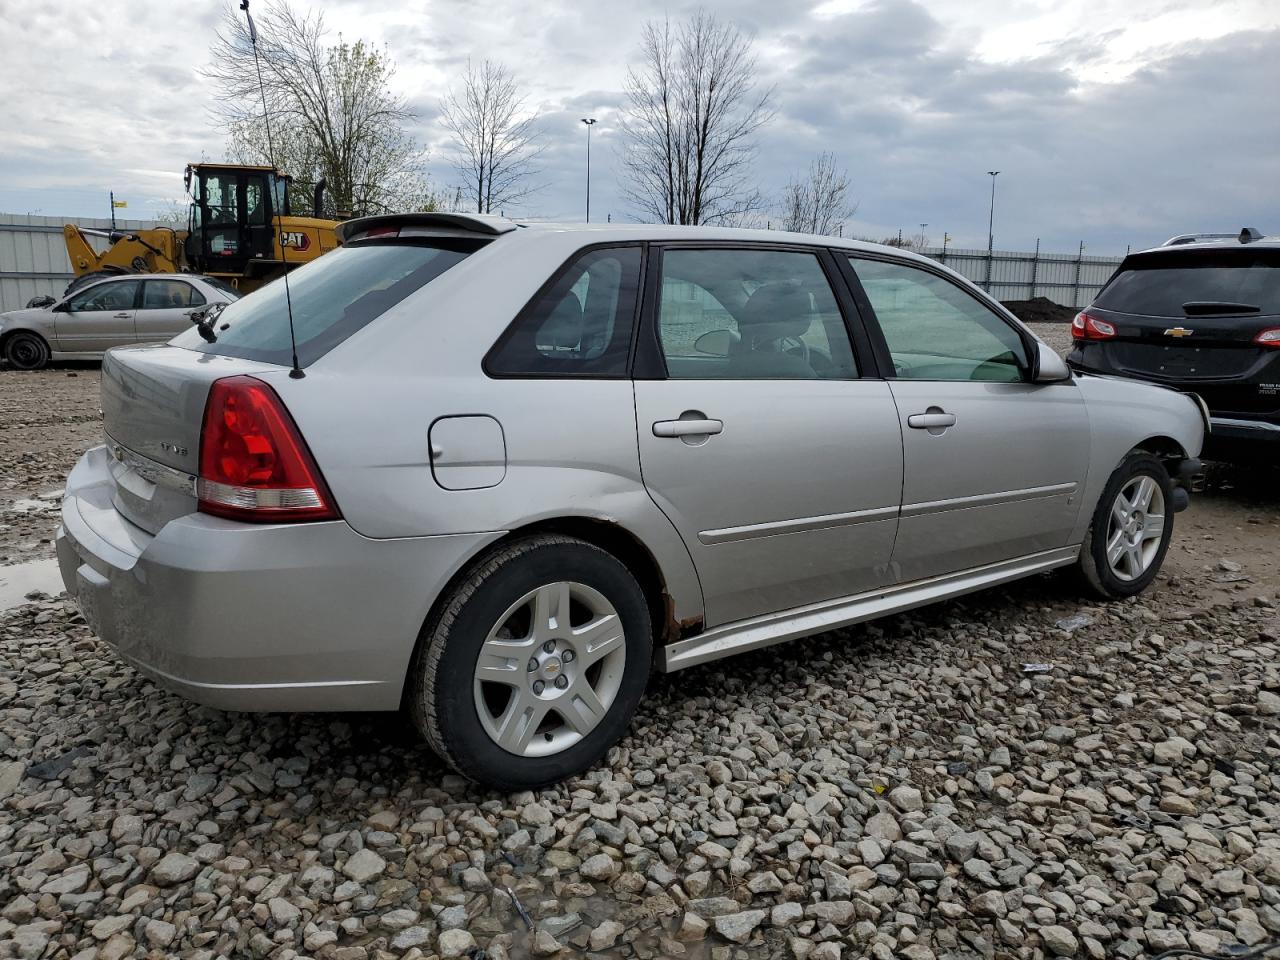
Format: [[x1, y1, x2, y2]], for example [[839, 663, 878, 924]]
[[2, 338, 1280, 960]]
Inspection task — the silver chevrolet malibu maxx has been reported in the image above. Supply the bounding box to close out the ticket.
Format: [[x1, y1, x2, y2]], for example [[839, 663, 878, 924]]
[[58, 214, 1206, 788]]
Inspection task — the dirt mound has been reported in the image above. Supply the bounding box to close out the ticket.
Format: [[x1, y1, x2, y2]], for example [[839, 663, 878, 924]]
[[1002, 296, 1077, 324]]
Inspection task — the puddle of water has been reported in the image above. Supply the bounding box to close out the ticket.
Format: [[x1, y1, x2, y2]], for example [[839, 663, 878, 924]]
[[0, 558, 65, 611]]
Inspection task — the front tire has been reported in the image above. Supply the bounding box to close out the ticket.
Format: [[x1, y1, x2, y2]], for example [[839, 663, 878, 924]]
[[407, 535, 653, 790], [1078, 452, 1174, 599], [3, 331, 51, 370]]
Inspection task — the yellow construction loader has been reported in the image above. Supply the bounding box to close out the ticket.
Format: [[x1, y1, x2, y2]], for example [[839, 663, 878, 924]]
[[63, 163, 340, 296]]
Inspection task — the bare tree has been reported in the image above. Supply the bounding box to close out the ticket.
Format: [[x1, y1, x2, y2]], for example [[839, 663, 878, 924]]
[[440, 60, 542, 214], [620, 11, 773, 225], [205, 1, 435, 216], [151, 200, 188, 225], [779, 153, 857, 236]]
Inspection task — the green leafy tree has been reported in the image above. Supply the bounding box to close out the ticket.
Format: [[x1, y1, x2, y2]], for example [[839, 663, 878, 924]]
[[206, 0, 438, 216]]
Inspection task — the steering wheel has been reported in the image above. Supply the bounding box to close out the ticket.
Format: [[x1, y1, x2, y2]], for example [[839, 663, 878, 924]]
[[779, 335, 810, 364]]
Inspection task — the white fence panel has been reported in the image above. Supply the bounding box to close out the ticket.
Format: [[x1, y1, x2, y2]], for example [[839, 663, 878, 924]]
[[919, 244, 1126, 309], [0, 213, 160, 312]]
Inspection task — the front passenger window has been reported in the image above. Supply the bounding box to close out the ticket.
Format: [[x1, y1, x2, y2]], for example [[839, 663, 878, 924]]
[[67, 280, 139, 313], [850, 258, 1027, 382]]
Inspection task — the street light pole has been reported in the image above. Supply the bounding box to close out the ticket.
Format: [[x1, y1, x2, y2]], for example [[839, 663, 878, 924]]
[[918, 222, 928, 249], [581, 118, 597, 223], [986, 171, 1000, 253]]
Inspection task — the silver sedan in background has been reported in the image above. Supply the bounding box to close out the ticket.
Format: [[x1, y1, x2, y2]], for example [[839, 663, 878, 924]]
[[0, 273, 238, 369], [56, 214, 1205, 788]]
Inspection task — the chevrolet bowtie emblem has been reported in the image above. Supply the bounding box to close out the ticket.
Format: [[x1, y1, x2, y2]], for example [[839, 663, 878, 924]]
[[1163, 327, 1194, 338]]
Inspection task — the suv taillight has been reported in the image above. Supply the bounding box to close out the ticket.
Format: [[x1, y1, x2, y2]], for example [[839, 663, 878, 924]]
[[197, 375, 339, 522], [1072, 311, 1116, 341], [1253, 328, 1280, 349]]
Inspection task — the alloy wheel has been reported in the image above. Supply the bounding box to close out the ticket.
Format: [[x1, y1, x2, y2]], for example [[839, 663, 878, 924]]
[[1105, 475, 1166, 581], [472, 581, 627, 757]]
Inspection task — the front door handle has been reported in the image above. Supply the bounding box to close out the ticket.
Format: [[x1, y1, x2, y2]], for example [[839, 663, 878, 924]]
[[113, 312, 131, 318], [653, 418, 724, 438], [907, 411, 957, 429]]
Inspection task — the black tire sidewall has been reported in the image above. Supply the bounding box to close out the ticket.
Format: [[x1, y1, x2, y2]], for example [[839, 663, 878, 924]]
[[1086, 453, 1174, 597], [4, 333, 50, 371], [429, 541, 652, 789]]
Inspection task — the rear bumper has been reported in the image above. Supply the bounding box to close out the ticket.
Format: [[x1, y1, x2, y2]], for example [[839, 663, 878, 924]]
[[1208, 417, 1280, 443], [57, 446, 499, 712], [1070, 349, 1280, 457]]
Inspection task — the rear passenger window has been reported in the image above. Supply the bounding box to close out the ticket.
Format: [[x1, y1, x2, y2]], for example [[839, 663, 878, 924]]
[[657, 248, 857, 379], [487, 246, 642, 376], [143, 280, 205, 309]]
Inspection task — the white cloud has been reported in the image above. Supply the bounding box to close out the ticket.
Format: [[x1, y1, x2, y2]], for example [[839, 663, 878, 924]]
[[0, 0, 1276, 253]]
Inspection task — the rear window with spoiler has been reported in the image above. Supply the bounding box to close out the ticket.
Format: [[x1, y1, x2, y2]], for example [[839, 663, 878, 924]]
[[1095, 249, 1280, 318], [171, 237, 487, 366]]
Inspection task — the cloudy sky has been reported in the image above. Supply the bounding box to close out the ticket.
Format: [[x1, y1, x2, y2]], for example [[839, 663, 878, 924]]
[[1, 0, 1277, 254]]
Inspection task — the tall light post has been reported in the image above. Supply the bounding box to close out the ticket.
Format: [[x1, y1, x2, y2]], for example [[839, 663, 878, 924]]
[[986, 171, 1000, 253], [918, 222, 928, 249], [581, 118, 597, 223]]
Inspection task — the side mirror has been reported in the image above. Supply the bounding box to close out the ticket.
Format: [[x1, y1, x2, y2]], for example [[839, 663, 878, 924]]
[[52, 301, 69, 313], [1032, 340, 1071, 383], [694, 329, 737, 357]]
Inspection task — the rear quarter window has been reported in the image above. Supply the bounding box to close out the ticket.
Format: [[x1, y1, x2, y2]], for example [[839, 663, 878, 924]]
[[485, 245, 642, 377], [172, 238, 486, 366], [1096, 252, 1280, 316]]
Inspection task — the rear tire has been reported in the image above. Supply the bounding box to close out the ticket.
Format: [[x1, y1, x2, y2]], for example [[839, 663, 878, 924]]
[[1078, 452, 1174, 599], [406, 535, 653, 790], [2, 332, 51, 371]]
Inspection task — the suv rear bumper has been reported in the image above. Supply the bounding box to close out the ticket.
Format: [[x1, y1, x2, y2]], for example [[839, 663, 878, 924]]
[[1208, 416, 1280, 442], [1070, 350, 1280, 458], [57, 446, 498, 712]]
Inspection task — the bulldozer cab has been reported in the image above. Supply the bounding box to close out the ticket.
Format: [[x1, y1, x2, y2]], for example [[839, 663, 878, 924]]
[[184, 164, 290, 278]]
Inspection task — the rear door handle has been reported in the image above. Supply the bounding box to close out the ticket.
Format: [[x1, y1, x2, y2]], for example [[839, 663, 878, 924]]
[[907, 411, 957, 429], [653, 418, 724, 438], [113, 312, 131, 318]]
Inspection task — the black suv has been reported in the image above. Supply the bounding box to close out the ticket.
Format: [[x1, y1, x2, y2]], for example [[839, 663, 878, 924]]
[[1068, 228, 1280, 460]]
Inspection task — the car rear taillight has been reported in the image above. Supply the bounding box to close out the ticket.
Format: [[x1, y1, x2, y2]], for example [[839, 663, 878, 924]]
[[1071, 311, 1116, 341], [1253, 328, 1280, 349], [197, 376, 339, 523]]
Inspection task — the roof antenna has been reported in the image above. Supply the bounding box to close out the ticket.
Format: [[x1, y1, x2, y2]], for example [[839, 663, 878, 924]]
[[241, 0, 304, 379]]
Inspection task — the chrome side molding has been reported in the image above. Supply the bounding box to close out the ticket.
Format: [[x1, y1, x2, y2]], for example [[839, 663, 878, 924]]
[[658, 546, 1081, 672]]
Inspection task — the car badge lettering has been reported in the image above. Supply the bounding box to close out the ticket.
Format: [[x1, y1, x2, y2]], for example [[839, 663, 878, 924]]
[[1163, 327, 1194, 338], [160, 441, 188, 457]]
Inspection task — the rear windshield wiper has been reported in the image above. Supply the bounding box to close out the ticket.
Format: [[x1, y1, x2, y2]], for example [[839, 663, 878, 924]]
[[1182, 300, 1261, 315]]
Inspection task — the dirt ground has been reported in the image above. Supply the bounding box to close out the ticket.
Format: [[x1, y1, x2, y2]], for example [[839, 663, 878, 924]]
[[0, 363, 100, 565], [2, 328, 1280, 609]]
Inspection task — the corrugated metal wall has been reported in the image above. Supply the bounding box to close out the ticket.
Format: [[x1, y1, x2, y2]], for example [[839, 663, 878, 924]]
[[918, 244, 1125, 308], [0, 213, 160, 312], [2, 213, 1127, 313]]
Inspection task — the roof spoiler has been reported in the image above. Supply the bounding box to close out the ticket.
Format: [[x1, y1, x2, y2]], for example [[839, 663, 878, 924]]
[[336, 212, 518, 244]]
